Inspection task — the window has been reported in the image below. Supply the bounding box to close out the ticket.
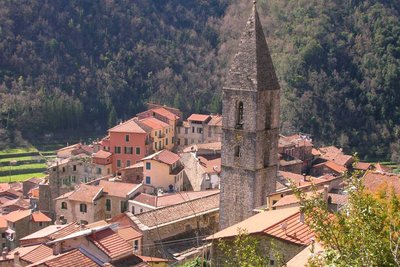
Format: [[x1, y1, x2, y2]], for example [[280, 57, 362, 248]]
[[127, 160, 131, 167], [72, 176, 76, 183], [97, 168, 102, 175], [125, 135, 130, 142], [1, 233, 5, 238], [124, 147, 133, 154], [208, 129, 212, 137], [154, 142, 157, 149], [134, 240, 139, 251], [172, 137, 175, 144], [62, 167, 65, 173], [234, 146, 241, 158], [106, 199, 111, 212], [270, 259, 275, 265], [236, 101, 244, 129], [114, 146, 121, 154], [185, 128, 188, 134], [165, 138, 168, 145], [80, 203, 87, 213], [120, 201, 127, 213], [136, 147, 140, 155], [197, 127, 203, 134], [39, 222, 43, 227], [73, 165, 76, 171], [107, 168, 110, 174], [145, 176, 151, 184], [146, 162, 151, 170], [132, 206, 135, 214], [140, 208, 143, 213], [61, 202, 67, 209], [159, 141, 161, 149], [158, 130, 161, 137], [117, 160, 121, 168], [192, 127, 195, 133]]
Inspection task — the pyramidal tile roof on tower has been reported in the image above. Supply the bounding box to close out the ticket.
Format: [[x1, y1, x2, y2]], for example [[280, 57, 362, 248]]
[[224, 2, 280, 92]]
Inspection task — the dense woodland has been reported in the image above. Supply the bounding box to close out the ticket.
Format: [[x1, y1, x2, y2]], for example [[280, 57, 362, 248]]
[[0, 0, 399, 161]]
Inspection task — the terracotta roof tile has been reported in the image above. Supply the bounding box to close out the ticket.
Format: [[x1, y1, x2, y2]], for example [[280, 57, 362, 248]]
[[31, 211, 52, 222], [67, 184, 103, 203], [117, 226, 143, 242], [139, 255, 170, 263], [20, 244, 53, 264], [152, 107, 179, 121], [206, 207, 300, 240], [0, 197, 30, 209], [374, 163, 392, 173], [362, 171, 400, 194], [207, 115, 222, 126], [88, 228, 133, 260], [132, 190, 220, 208], [92, 150, 112, 159], [187, 114, 211, 122], [25, 177, 43, 184], [4, 209, 31, 222], [109, 119, 147, 134], [44, 249, 100, 267], [142, 150, 180, 165], [99, 180, 140, 198], [321, 161, 347, 173], [354, 162, 372, 170], [48, 223, 80, 241], [0, 217, 7, 228], [134, 193, 219, 229], [264, 212, 315, 245], [140, 117, 169, 130], [198, 156, 221, 174]]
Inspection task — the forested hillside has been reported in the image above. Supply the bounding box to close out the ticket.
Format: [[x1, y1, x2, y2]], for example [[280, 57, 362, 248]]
[[0, 0, 399, 160]]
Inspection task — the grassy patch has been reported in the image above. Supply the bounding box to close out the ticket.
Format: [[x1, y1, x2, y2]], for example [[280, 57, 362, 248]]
[[0, 147, 38, 155], [0, 156, 35, 163], [0, 172, 46, 182], [0, 163, 47, 172]]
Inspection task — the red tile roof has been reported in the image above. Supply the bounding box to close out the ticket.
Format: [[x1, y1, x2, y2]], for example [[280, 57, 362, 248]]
[[0, 197, 30, 209], [374, 163, 392, 173], [152, 107, 179, 121], [321, 161, 347, 173], [187, 114, 211, 122], [139, 255, 170, 263], [4, 209, 31, 222], [20, 244, 53, 264], [44, 249, 100, 267], [48, 223, 81, 241], [0, 217, 7, 228], [143, 150, 180, 165], [31, 211, 52, 222], [117, 226, 143, 242], [207, 114, 222, 126], [264, 212, 314, 245], [198, 156, 221, 174], [140, 117, 169, 130], [132, 190, 220, 208], [318, 146, 353, 166], [108, 119, 147, 134], [354, 162, 372, 170], [67, 184, 103, 203], [88, 228, 133, 260], [362, 171, 400, 194], [134, 193, 219, 229], [92, 150, 112, 159], [182, 142, 221, 153], [99, 180, 140, 198]]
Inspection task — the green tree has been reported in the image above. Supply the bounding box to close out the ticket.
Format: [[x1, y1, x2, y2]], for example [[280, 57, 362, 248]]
[[295, 171, 400, 266]]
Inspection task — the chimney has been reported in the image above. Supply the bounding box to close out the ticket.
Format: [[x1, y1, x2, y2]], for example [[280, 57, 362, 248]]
[[13, 251, 20, 267], [303, 173, 307, 182], [2, 247, 8, 260], [323, 185, 329, 202], [53, 242, 61, 255]]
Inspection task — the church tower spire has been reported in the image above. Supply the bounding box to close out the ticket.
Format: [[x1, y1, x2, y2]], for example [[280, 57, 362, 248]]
[[219, 2, 280, 229]]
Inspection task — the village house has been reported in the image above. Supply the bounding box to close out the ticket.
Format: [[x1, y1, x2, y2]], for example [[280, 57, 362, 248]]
[[128, 190, 219, 215], [56, 143, 93, 159], [91, 149, 113, 176], [266, 171, 343, 210], [137, 105, 181, 129], [103, 118, 152, 173], [176, 114, 222, 147], [129, 192, 219, 260], [1, 223, 150, 266], [140, 117, 175, 152], [2, 209, 52, 249], [278, 134, 314, 174], [180, 152, 221, 191], [0, 197, 30, 214], [119, 162, 144, 184], [22, 177, 43, 198], [54, 181, 144, 224], [361, 170, 400, 194], [206, 207, 315, 266], [38, 153, 104, 218], [141, 150, 184, 193]]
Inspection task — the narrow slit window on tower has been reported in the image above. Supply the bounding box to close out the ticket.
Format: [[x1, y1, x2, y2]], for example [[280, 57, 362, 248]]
[[234, 146, 241, 158], [236, 101, 244, 129]]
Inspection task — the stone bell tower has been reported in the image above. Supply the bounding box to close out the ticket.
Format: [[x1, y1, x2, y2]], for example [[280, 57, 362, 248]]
[[219, 1, 280, 229]]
